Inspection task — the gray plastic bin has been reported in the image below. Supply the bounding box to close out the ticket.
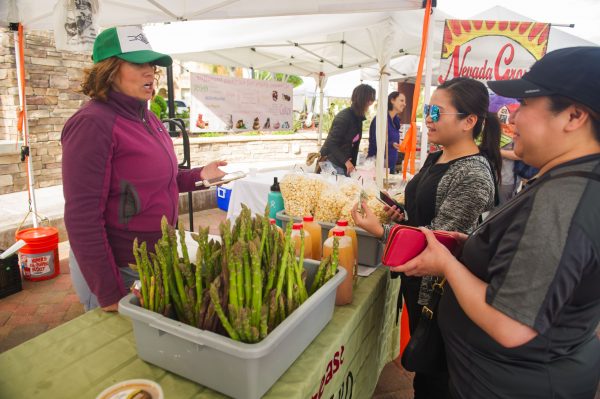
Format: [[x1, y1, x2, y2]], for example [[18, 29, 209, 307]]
[[119, 260, 346, 399], [276, 210, 383, 267]]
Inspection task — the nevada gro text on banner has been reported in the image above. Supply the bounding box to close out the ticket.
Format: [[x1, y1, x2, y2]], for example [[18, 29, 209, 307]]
[[438, 19, 551, 84]]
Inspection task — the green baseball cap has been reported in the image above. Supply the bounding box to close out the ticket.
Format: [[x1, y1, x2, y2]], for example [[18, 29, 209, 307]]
[[92, 26, 172, 67]]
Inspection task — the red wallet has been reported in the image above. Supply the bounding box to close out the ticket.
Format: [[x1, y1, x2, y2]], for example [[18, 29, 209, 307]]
[[382, 225, 459, 267]]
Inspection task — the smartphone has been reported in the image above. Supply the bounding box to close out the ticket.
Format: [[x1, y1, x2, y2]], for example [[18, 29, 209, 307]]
[[378, 191, 408, 220], [195, 171, 246, 187]]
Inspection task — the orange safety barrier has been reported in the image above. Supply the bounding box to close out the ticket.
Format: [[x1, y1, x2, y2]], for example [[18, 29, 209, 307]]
[[398, 301, 411, 359]]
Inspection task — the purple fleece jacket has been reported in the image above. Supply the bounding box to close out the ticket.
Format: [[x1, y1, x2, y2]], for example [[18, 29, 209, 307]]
[[61, 90, 203, 307]]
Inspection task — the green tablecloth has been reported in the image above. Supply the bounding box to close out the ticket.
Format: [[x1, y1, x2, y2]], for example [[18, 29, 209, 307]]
[[0, 268, 400, 399]]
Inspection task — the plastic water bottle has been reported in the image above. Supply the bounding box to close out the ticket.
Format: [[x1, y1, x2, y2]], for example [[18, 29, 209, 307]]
[[268, 177, 284, 227]]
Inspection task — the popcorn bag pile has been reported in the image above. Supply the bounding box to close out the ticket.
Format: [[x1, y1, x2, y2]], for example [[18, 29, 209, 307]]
[[280, 172, 399, 226]]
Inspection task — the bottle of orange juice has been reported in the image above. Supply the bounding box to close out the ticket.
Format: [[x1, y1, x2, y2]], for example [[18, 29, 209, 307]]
[[323, 230, 354, 305], [328, 220, 358, 263], [291, 223, 312, 259], [270, 218, 284, 239], [302, 215, 322, 260]]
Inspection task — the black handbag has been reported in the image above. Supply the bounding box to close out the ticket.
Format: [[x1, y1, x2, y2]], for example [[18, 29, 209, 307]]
[[401, 278, 447, 373]]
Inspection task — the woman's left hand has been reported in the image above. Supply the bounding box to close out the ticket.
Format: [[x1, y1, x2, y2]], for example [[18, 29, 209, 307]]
[[390, 227, 455, 276], [200, 160, 228, 180], [392, 142, 400, 151]]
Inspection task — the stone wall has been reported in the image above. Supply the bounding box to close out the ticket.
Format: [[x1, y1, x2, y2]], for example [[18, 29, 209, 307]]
[[173, 134, 325, 166], [0, 28, 91, 194]]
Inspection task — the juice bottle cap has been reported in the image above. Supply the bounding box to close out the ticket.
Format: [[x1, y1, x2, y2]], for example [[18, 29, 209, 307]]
[[292, 223, 303, 230], [270, 218, 277, 225], [303, 215, 314, 222], [336, 220, 349, 227], [333, 230, 345, 237]]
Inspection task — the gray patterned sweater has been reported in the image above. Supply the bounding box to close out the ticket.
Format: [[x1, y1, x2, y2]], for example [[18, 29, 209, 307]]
[[383, 153, 496, 305]]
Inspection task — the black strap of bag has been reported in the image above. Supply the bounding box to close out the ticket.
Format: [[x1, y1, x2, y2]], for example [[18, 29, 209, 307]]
[[400, 168, 600, 374], [401, 278, 447, 373]]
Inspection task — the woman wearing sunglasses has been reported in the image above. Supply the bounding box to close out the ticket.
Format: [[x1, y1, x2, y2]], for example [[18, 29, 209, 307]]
[[389, 47, 600, 399], [353, 77, 501, 398]]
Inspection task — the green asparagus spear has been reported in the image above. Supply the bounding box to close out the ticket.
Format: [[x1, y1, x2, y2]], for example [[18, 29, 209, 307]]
[[210, 283, 240, 341], [228, 251, 239, 313], [311, 255, 330, 295], [241, 307, 252, 343], [149, 276, 156, 312], [275, 222, 293, 305], [260, 305, 268, 339], [249, 241, 262, 328], [296, 230, 308, 303], [286, 246, 294, 314], [243, 248, 252, 308]]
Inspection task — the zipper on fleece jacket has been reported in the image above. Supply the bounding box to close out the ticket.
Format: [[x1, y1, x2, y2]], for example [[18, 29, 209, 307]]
[[139, 105, 178, 224]]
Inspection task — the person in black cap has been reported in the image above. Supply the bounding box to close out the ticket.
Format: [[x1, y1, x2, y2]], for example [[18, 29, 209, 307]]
[[389, 46, 600, 398]]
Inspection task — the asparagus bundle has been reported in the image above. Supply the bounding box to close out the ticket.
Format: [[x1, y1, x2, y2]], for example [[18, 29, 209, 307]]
[[130, 204, 339, 343]]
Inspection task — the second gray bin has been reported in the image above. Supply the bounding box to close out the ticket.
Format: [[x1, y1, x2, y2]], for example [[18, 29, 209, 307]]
[[119, 260, 346, 399], [276, 210, 383, 267]]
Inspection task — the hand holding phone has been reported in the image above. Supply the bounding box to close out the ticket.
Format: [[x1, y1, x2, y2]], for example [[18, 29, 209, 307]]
[[378, 191, 408, 221]]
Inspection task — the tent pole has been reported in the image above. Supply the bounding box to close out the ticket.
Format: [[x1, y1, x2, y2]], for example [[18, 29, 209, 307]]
[[376, 69, 389, 187], [318, 86, 324, 146], [420, 6, 436, 167], [166, 65, 177, 136], [12, 23, 38, 228], [317, 73, 326, 146]]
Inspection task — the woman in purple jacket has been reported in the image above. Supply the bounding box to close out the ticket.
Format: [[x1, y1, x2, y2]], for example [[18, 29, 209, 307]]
[[62, 26, 226, 312]]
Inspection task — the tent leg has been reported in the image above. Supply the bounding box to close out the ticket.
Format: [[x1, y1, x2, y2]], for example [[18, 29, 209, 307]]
[[13, 24, 38, 228], [318, 87, 324, 146], [167, 65, 177, 136], [188, 192, 194, 232], [375, 69, 389, 188]]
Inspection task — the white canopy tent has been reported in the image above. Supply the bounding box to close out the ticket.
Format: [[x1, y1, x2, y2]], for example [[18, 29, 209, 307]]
[[0, 0, 424, 30], [143, 7, 435, 185], [2, 0, 432, 196]]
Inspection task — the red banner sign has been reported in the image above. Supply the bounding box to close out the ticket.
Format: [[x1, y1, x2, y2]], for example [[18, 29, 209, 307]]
[[438, 19, 551, 85]]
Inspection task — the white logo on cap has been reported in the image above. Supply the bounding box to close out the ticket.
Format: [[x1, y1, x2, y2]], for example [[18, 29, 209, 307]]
[[116, 26, 153, 53], [524, 89, 541, 93]]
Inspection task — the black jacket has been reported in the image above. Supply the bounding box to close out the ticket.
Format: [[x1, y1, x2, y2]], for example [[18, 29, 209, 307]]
[[320, 107, 366, 172]]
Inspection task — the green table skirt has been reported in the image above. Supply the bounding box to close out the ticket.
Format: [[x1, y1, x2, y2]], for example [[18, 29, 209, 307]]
[[0, 268, 400, 399]]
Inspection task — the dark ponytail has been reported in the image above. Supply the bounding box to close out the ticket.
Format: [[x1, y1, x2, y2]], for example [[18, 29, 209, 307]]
[[477, 111, 502, 185], [437, 77, 502, 185]]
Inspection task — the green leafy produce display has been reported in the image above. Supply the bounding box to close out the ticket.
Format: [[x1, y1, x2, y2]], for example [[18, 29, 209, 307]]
[[130, 205, 339, 343]]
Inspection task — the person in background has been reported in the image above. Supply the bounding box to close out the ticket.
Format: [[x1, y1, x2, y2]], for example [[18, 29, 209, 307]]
[[367, 91, 407, 174], [489, 96, 520, 204], [62, 26, 227, 312], [319, 84, 376, 175], [393, 46, 600, 399], [353, 77, 501, 398]]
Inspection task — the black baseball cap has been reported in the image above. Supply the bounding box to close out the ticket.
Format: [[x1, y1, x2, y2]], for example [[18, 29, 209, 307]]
[[488, 46, 600, 114]]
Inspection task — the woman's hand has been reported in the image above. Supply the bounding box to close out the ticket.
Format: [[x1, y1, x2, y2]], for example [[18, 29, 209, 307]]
[[101, 303, 119, 312], [384, 205, 405, 223], [392, 142, 401, 151], [345, 159, 355, 174], [390, 227, 455, 276], [351, 201, 384, 238], [200, 160, 228, 180]]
